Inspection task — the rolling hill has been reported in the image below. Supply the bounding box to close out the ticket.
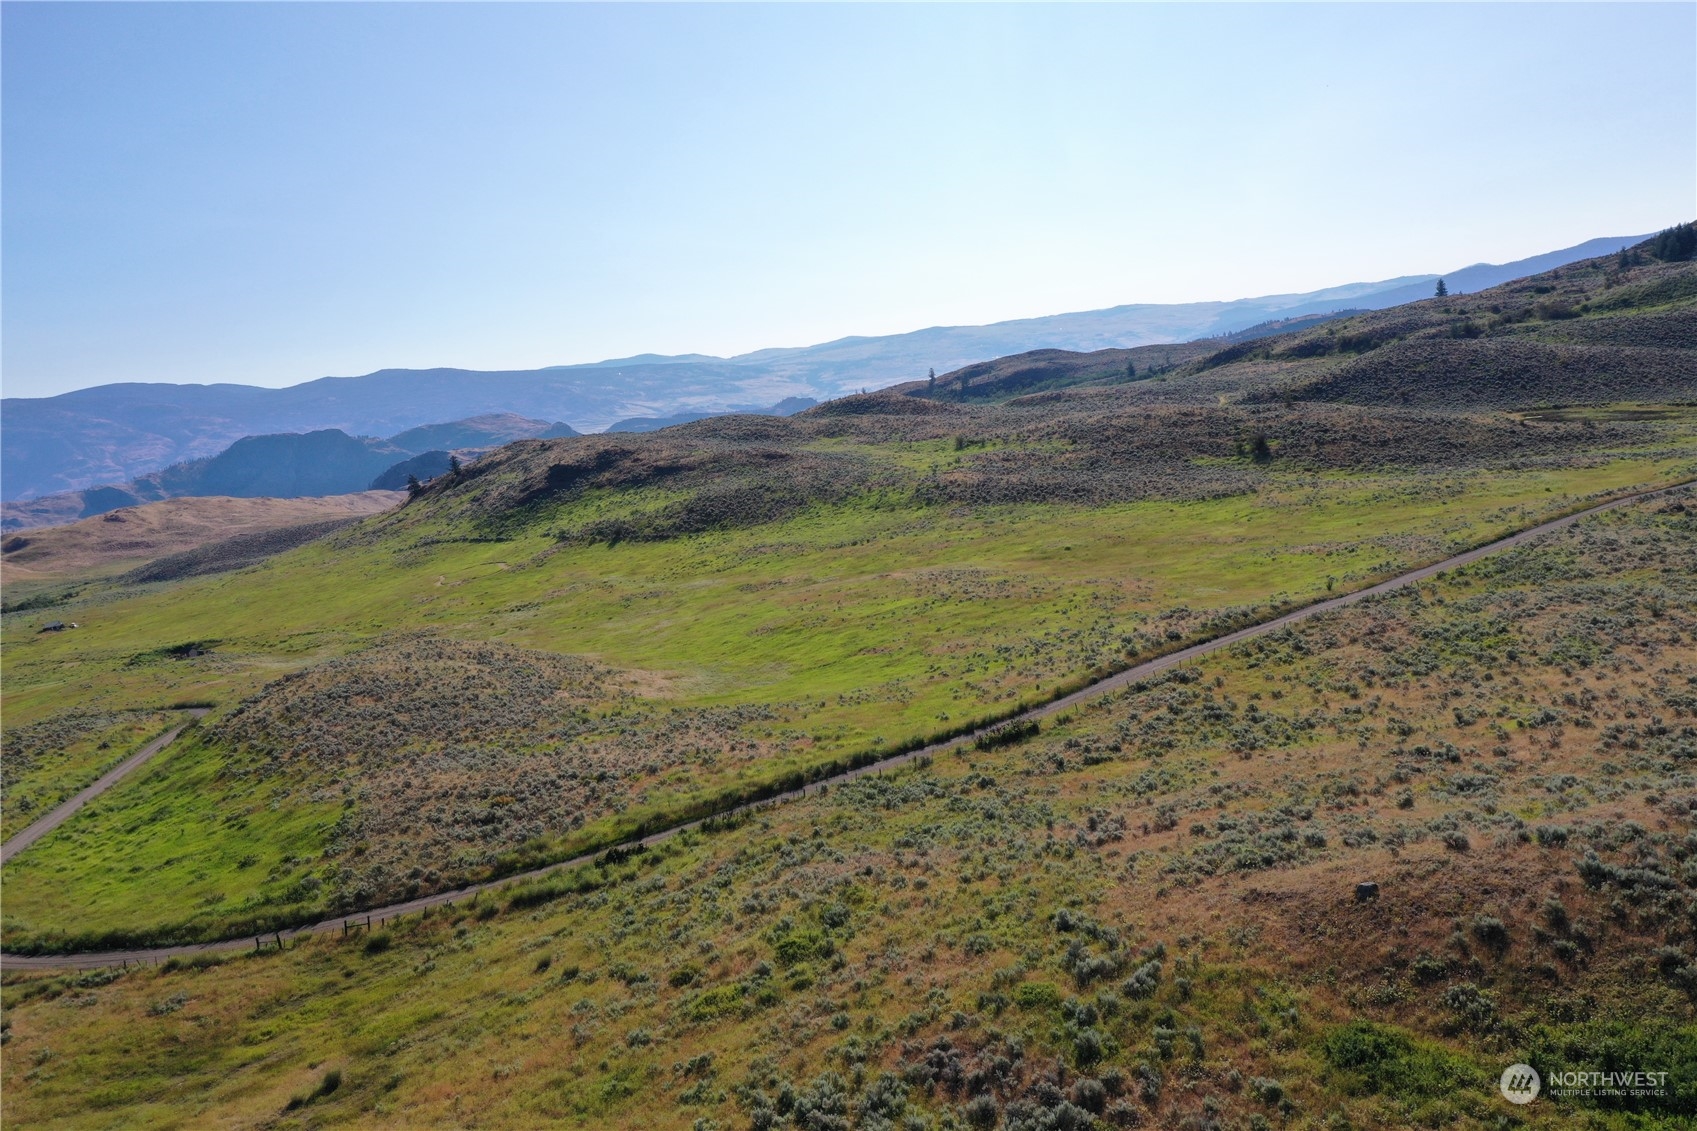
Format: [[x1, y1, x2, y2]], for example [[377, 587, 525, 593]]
[[9, 495, 1694, 1129], [383, 412, 577, 453], [1, 402, 818, 530], [4, 233, 1692, 936], [0, 492, 400, 591], [0, 430, 409, 530], [900, 237, 1697, 410]]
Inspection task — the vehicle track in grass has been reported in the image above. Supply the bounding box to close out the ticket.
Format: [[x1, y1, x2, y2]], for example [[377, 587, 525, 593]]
[[4, 480, 1690, 970], [0, 709, 208, 866]]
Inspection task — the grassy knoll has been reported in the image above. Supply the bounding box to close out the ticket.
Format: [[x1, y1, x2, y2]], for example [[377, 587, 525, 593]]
[[3, 444, 1691, 946], [5, 495, 1694, 1129]]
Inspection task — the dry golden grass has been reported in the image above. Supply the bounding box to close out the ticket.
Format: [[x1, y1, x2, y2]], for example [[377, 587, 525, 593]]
[[0, 492, 400, 586]]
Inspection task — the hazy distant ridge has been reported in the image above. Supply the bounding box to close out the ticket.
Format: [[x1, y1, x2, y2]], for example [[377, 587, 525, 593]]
[[0, 234, 1645, 501]]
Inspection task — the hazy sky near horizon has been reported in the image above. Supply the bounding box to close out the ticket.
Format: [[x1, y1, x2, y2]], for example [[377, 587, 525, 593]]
[[3, 2, 1693, 399]]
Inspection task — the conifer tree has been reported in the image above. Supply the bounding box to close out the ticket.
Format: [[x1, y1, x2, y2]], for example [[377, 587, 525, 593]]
[[1651, 222, 1696, 262]]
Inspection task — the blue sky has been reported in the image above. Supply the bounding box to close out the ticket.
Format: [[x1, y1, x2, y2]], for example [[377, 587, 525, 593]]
[[3, 2, 1692, 399]]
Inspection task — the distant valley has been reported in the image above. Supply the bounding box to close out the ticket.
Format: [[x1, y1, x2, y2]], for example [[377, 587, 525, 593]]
[[0, 403, 820, 530], [2, 413, 557, 530]]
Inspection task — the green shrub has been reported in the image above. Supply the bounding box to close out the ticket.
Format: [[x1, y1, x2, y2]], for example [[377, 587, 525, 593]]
[[1470, 915, 1509, 954], [1321, 1020, 1479, 1098], [1013, 981, 1062, 1011], [685, 984, 746, 1023], [773, 931, 824, 967], [1523, 1017, 1697, 1115]]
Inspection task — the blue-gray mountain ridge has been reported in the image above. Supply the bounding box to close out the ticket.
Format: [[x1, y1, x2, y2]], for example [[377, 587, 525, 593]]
[[0, 234, 1645, 501]]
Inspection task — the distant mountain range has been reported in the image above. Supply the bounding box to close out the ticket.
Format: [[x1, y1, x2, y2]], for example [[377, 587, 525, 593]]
[[0, 234, 1647, 501]]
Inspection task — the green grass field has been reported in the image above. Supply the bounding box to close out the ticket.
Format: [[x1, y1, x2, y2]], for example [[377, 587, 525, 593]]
[[4, 451, 1692, 947]]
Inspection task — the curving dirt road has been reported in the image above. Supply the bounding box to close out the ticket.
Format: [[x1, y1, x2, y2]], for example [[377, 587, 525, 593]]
[[3, 481, 1690, 970], [0, 709, 208, 866]]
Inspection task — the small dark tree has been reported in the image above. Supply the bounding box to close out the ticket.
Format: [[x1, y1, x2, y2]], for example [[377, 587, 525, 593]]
[[405, 474, 424, 499], [1125, 359, 1137, 380], [449, 454, 463, 476], [927, 368, 937, 395], [1434, 278, 1448, 297], [1250, 434, 1272, 463]]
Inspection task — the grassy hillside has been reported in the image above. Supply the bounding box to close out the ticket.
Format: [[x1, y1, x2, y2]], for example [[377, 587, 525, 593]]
[[5, 232, 1697, 948], [5, 494, 1693, 1129], [0, 709, 184, 841], [4, 361, 1694, 947], [906, 237, 1696, 411]]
